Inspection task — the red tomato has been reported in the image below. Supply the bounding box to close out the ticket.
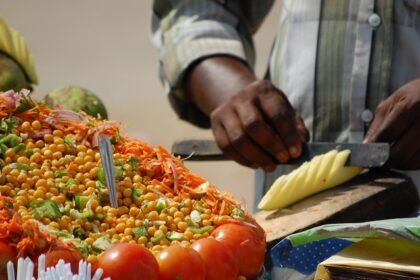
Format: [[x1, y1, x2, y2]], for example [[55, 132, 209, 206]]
[[212, 223, 266, 279], [191, 238, 238, 280], [0, 239, 16, 280], [97, 243, 159, 280], [45, 243, 83, 274], [156, 244, 205, 280]]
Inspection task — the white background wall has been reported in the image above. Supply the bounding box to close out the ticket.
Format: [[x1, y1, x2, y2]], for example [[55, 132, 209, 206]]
[[1, 0, 281, 211]]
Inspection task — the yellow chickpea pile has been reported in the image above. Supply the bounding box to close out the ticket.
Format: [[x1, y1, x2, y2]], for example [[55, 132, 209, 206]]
[[0, 121, 234, 263]]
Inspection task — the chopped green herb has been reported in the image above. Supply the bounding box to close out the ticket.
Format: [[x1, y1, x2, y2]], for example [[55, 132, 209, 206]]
[[8, 163, 33, 170], [98, 166, 106, 184], [191, 226, 213, 235], [69, 209, 93, 220], [73, 227, 86, 239], [194, 201, 204, 213], [166, 231, 184, 241], [0, 134, 21, 147], [133, 227, 148, 239], [58, 178, 77, 189], [190, 210, 201, 223], [230, 207, 245, 219], [25, 149, 34, 158], [96, 180, 105, 190], [131, 188, 143, 201], [156, 198, 167, 213], [29, 200, 62, 219], [75, 241, 90, 255], [127, 156, 140, 169], [54, 168, 68, 178], [115, 166, 124, 180], [74, 195, 89, 210], [13, 143, 25, 153], [92, 236, 112, 252], [0, 118, 19, 134], [54, 230, 73, 238], [64, 136, 76, 148], [95, 213, 106, 220], [110, 133, 120, 144], [150, 231, 165, 243]]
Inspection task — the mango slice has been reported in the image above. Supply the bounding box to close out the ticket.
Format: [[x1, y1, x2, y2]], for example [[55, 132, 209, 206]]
[[258, 150, 363, 210]]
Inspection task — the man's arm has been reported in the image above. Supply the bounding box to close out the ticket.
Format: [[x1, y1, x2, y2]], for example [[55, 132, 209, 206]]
[[365, 78, 420, 170], [151, 0, 309, 171], [186, 56, 309, 171]]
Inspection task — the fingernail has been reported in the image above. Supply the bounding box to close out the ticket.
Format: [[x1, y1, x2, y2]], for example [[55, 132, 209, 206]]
[[277, 152, 289, 163], [265, 165, 276, 172], [289, 146, 300, 158]]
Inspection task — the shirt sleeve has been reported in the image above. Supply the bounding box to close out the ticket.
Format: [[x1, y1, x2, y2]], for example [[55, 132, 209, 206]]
[[151, 0, 270, 127]]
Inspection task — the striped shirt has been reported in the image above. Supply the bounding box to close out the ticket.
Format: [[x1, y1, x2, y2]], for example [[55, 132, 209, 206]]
[[152, 0, 420, 203]]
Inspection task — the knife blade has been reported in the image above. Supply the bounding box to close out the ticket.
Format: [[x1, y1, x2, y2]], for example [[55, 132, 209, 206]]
[[171, 139, 390, 167]]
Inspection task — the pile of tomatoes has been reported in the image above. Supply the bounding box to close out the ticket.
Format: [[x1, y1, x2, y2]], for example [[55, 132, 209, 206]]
[[98, 222, 265, 280], [0, 222, 265, 280]]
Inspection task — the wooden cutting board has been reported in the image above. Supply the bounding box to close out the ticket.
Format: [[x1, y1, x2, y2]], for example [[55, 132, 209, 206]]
[[254, 170, 419, 248]]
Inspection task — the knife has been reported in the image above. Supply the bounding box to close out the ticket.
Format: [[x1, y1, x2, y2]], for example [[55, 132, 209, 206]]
[[171, 139, 390, 168]]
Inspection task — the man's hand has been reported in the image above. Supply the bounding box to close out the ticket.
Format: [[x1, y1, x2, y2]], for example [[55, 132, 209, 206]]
[[186, 56, 309, 172], [365, 78, 420, 170], [210, 80, 308, 172]]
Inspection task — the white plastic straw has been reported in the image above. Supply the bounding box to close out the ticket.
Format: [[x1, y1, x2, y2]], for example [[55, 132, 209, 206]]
[[38, 255, 45, 279], [17, 258, 24, 280], [7, 261, 15, 280], [9, 255, 106, 280], [25, 261, 34, 280], [91, 269, 102, 280]]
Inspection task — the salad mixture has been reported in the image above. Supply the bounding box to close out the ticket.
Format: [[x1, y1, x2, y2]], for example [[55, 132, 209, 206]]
[[0, 90, 266, 280]]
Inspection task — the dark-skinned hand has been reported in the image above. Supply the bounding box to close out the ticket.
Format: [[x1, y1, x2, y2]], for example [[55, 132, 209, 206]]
[[186, 56, 309, 172], [210, 80, 309, 172], [365, 78, 420, 170]]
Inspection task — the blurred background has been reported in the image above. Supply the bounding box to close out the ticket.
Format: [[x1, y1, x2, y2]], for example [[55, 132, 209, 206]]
[[1, 0, 281, 211]]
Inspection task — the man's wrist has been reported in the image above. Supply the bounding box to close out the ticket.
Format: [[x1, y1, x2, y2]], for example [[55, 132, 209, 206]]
[[185, 55, 257, 116]]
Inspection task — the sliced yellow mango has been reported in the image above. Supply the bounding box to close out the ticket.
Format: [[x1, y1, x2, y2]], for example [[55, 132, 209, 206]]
[[258, 150, 363, 210]]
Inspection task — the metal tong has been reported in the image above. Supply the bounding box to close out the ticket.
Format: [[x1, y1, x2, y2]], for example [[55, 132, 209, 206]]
[[98, 134, 118, 208]]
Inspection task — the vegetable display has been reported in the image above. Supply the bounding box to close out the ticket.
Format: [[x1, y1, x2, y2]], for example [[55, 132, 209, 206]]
[[258, 149, 363, 210], [0, 90, 266, 279]]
